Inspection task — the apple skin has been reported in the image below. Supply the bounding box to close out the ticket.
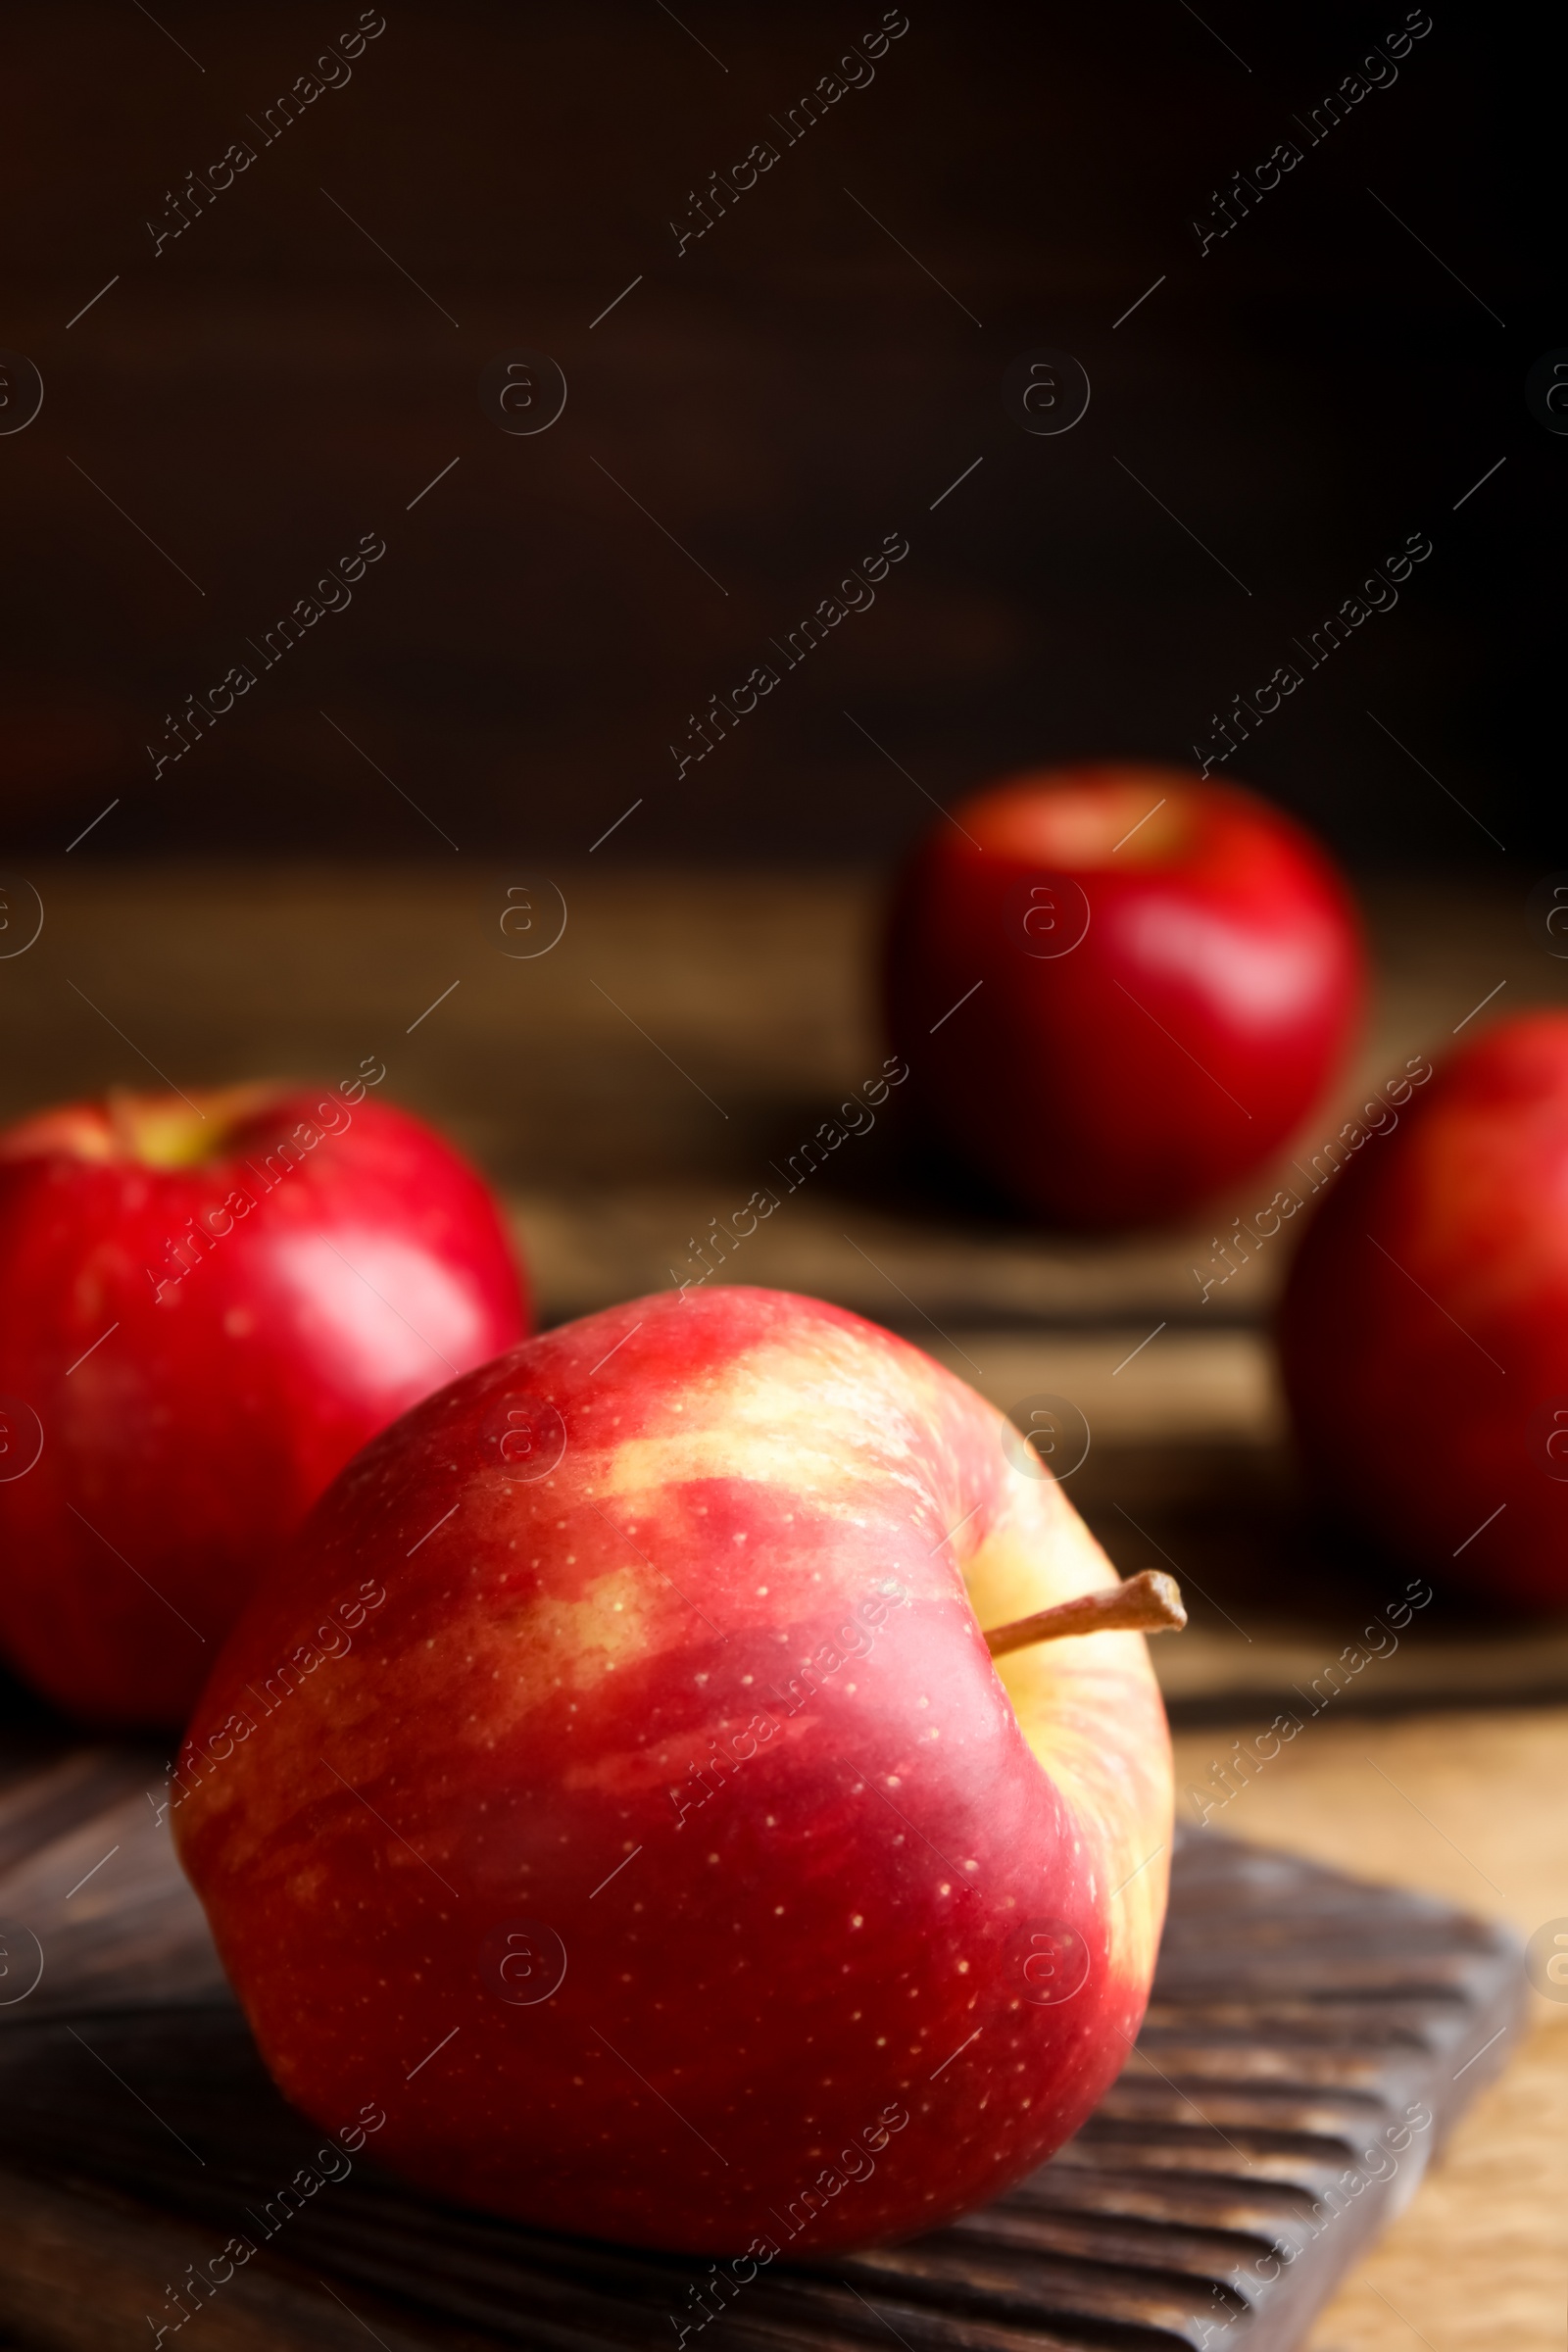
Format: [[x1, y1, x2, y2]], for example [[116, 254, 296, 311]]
[[1280, 1012, 1568, 1609], [0, 1083, 527, 1727], [174, 1285, 1172, 2256], [884, 763, 1365, 1229]]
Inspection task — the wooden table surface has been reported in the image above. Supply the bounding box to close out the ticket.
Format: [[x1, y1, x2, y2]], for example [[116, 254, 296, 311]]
[[1, 862, 1564, 2350]]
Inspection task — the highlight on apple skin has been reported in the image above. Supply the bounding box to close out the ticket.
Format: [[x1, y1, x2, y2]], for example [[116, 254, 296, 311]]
[[173, 1286, 1174, 2256], [884, 762, 1365, 1230], [0, 1080, 528, 1727], [1280, 1011, 1568, 1610]]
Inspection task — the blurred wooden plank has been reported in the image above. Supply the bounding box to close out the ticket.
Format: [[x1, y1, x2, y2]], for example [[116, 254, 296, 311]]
[[0, 1779, 225, 2023], [3, 867, 1563, 1336], [1305, 2017, 1568, 2352], [0, 5, 1529, 868], [4, 867, 1567, 1720], [1166, 1706, 1568, 2352]]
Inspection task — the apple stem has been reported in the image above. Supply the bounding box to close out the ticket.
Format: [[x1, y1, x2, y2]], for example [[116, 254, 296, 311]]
[[106, 1086, 138, 1155], [984, 1569, 1187, 1658]]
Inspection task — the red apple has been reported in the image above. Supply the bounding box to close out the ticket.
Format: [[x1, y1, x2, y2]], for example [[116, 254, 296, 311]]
[[884, 762, 1365, 1228], [173, 1285, 1173, 2255], [0, 1079, 527, 1726], [1280, 1011, 1568, 1609]]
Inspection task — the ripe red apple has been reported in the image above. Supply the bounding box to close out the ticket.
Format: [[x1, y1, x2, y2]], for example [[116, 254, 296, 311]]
[[173, 1286, 1173, 2255], [1280, 1011, 1568, 1609], [884, 762, 1365, 1228], [0, 1078, 527, 1726]]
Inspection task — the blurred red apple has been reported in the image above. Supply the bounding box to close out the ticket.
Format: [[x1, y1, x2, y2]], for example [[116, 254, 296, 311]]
[[1281, 1011, 1568, 1609], [884, 762, 1365, 1228], [0, 1078, 527, 1725], [174, 1286, 1173, 2255]]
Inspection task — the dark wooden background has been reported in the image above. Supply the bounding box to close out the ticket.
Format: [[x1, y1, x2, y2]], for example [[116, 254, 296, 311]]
[[0, 1, 1548, 867]]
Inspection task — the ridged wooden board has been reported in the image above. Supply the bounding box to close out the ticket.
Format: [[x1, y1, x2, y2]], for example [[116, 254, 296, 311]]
[[0, 1736, 1525, 2352]]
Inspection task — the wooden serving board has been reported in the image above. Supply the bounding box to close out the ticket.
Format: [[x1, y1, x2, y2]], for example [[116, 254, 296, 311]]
[[0, 1737, 1526, 2352]]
